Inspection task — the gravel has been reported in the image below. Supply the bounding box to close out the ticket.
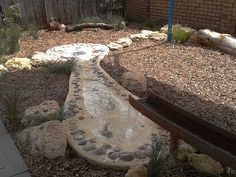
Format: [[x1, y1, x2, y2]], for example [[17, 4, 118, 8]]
[[101, 40, 236, 133]]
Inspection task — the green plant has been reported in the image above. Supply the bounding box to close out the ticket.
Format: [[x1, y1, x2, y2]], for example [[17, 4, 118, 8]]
[[100, 0, 125, 15], [47, 61, 75, 75], [0, 83, 20, 123], [148, 140, 171, 177], [172, 26, 191, 43], [28, 23, 39, 40], [0, 4, 21, 59]]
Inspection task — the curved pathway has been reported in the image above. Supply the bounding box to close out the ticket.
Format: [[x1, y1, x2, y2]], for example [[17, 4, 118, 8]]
[[44, 43, 167, 169]]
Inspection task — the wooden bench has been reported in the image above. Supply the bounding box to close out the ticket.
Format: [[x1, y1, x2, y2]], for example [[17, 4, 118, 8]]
[[129, 90, 236, 169]]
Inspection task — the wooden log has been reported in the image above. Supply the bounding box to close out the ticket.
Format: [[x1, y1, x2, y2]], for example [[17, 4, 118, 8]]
[[198, 29, 236, 55], [66, 23, 115, 32]]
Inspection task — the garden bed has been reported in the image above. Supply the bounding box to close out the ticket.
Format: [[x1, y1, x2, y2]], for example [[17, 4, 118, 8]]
[[0, 29, 135, 177]]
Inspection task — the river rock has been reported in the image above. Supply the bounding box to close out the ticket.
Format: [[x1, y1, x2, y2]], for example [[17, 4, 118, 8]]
[[119, 152, 135, 161], [116, 37, 132, 47], [5, 58, 32, 70], [125, 163, 147, 177], [18, 120, 67, 159], [188, 153, 224, 176], [122, 71, 146, 94], [22, 100, 60, 127]]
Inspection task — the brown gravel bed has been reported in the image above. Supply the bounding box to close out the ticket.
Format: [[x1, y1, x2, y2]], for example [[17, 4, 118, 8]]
[[101, 40, 236, 134], [15, 28, 138, 58], [0, 67, 69, 133]]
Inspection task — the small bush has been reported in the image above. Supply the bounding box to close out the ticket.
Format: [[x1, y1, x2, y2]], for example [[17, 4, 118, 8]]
[[28, 23, 39, 40], [47, 61, 75, 75], [148, 140, 170, 177], [0, 4, 21, 59], [0, 81, 20, 123], [172, 26, 191, 43]]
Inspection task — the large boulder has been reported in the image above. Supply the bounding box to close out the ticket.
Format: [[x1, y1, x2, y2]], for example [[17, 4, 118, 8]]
[[122, 71, 146, 95], [116, 37, 132, 47], [198, 29, 236, 55], [5, 58, 32, 70], [0, 65, 8, 75], [130, 33, 149, 41], [107, 42, 123, 51], [160, 24, 195, 34], [125, 163, 147, 177], [18, 120, 67, 159], [177, 143, 196, 161], [188, 154, 224, 176], [22, 100, 60, 127], [149, 31, 167, 41]]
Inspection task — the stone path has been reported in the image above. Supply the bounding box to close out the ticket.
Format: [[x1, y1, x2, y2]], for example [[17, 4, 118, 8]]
[[0, 120, 31, 177], [33, 43, 168, 169]]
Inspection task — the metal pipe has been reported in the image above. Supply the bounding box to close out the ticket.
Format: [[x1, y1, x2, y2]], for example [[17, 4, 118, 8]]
[[167, 0, 175, 42]]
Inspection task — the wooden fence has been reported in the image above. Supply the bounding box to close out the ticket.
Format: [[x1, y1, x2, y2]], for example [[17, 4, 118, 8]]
[[0, 0, 103, 27]]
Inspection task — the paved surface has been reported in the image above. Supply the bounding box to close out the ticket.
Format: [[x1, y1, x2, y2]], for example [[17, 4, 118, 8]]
[[0, 120, 30, 177]]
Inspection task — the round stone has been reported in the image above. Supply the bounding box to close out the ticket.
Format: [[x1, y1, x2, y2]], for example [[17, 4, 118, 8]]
[[78, 139, 87, 145], [101, 144, 112, 150], [83, 143, 96, 151], [121, 93, 127, 97], [108, 152, 118, 160], [116, 91, 121, 95], [92, 147, 106, 156], [89, 138, 96, 143], [74, 135, 85, 140], [79, 116, 85, 120], [134, 151, 146, 159], [119, 152, 135, 161], [78, 107, 83, 110], [138, 145, 148, 151], [100, 130, 113, 138], [113, 146, 122, 152]]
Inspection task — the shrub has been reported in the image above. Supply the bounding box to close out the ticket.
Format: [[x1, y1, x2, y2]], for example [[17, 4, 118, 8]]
[[172, 26, 191, 43], [47, 61, 75, 75], [148, 140, 170, 177], [0, 74, 20, 123], [28, 23, 39, 40], [0, 5, 21, 59], [100, 0, 125, 15]]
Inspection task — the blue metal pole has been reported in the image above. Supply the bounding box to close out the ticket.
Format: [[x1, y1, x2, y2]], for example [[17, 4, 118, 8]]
[[167, 0, 175, 42]]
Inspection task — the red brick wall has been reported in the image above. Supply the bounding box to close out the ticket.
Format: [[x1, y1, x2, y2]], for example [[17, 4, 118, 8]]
[[126, 0, 236, 35]]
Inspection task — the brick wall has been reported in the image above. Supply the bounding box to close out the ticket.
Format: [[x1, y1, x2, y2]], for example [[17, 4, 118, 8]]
[[126, 0, 236, 35]]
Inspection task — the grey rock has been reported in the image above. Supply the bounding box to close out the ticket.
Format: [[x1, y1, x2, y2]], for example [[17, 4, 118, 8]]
[[119, 152, 135, 161], [83, 143, 96, 151]]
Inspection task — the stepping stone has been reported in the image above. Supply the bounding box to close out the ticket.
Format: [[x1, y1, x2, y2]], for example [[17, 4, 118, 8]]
[[0, 134, 28, 177]]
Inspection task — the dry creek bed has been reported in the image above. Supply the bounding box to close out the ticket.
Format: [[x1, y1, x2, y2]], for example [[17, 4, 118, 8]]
[[0, 28, 235, 177]]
